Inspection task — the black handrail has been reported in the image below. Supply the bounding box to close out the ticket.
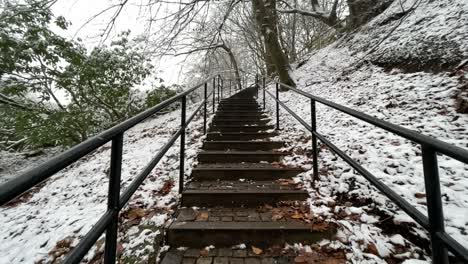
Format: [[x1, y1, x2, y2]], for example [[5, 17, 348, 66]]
[[258, 78, 468, 263], [0, 73, 239, 263]]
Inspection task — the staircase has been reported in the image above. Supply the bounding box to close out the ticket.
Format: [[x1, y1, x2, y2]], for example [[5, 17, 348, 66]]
[[162, 87, 335, 263]]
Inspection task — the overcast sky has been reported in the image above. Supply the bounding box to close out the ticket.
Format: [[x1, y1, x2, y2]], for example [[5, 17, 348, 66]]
[[51, 0, 187, 85]]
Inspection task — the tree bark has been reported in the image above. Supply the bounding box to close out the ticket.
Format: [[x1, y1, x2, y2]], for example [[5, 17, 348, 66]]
[[252, 0, 295, 88], [220, 44, 243, 91]]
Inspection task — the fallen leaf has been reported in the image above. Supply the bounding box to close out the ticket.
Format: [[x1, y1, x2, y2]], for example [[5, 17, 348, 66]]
[[366, 243, 379, 256], [311, 222, 329, 232], [414, 192, 426, 198], [127, 208, 146, 220], [291, 213, 303, 219], [159, 179, 175, 195], [294, 255, 307, 263], [200, 249, 209, 257], [197, 212, 209, 221], [251, 246, 263, 255]]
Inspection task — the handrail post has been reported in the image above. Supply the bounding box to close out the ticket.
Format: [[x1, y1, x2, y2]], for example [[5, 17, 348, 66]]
[[256, 74, 259, 98], [229, 79, 232, 96], [203, 83, 207, 134], [217, 76, 220, 103], [422, 145, 449, 264], [220, 78, 223, 100], [262, 77, 266, 109], [104, 133, 123, 264], [311, 100, 319, 184], [212, 77, 216, 113], [179, 95, 186, 194], [275, 82, 280, 130]]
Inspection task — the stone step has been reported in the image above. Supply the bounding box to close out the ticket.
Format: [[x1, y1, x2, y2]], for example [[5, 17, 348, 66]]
[[211, 119, 270, 126], [217, 106, 261, 111], [182, 189, 308, 207], [191, 164, 303, 181], [209, 125, 274, 133], [220, 99, 257, 103], [216, 110, 268, 114], [213, 114, 269, 119], [202, 141, 283, 151], [206, 132, 276, 141], [167, 207, 334, 247], [197, 150, 287, 163], [219, 102, 259, 105]]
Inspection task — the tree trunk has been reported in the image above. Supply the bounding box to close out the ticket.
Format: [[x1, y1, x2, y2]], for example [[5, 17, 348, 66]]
[[221, 44, 243, 90], [252, 0, 295, 88]]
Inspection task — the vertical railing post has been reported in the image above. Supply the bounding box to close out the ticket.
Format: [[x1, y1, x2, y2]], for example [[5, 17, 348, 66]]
[[220, 78, 223, 100], [179, 95, 186, 194], [256, 74, 259, 98], [275, 82, 280, 130], [422, 145, 449, 264], [212, 77, 216, 113], [104, 133, 123, 264], [229, 79, 232, 96], [203, 82, 207, 134], [262, 77, 266, 109], [310, 100, 319, 184], [217, 76, 220, 103]]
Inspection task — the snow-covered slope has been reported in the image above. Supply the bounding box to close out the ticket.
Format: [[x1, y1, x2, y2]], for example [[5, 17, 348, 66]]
[[261, 0, 467, 262], [0, 105, 209, 263]]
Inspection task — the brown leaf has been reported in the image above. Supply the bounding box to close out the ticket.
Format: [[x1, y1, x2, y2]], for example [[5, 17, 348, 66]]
[[251, 246, 263, 255], [294, 255, 308, 263], [197, 212, 209, 221], [414, 192, 426, 198], [159, 179, 174, 195], [200, 249, 209, 257], [271, 209, 284, 221], [127, 208, 146, 220], [311, 222, 329, 232], [291, 213, 303, 219], [367, 243, 379, 256]]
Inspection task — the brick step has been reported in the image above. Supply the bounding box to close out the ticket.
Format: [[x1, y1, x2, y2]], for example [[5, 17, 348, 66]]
[[191, 165, 303, 181], [214, 114, 269, 119], [217, 107, 261, 111], [202, 141, 283, 151], [206, 132, 276, 141], [219, 102, 259, 105], [220, 99, 257, 102], [216, 110, 268, 114], [212, 116, 271, 124], [182, 190, 308, 207], [209, 125, 274, 133], [167, 222, 333, 248], [211, 119, 270, 126], [167, 207, 334, 247], [197, 150, 287, 163]]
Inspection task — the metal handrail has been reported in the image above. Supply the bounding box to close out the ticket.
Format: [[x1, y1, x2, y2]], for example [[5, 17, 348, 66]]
[[0, 73, 242, 263], [258, 77, 468, 263]]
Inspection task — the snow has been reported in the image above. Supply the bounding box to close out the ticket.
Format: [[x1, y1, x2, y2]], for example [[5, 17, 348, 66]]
[[0, 104, 210, 263], [259, 0, 468, 262]]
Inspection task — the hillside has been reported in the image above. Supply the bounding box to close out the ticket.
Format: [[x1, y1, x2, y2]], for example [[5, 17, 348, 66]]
[[0, 107, 209, 263], [262, 0, 468, 262]]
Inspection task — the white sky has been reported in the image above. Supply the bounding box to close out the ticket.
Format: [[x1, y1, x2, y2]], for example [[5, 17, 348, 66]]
[[51, 0, 188, 85]]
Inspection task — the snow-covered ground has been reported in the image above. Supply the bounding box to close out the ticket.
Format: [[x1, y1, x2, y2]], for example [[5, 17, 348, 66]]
[[260, 0, 468, 262], [0, 103, 211, 263]]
